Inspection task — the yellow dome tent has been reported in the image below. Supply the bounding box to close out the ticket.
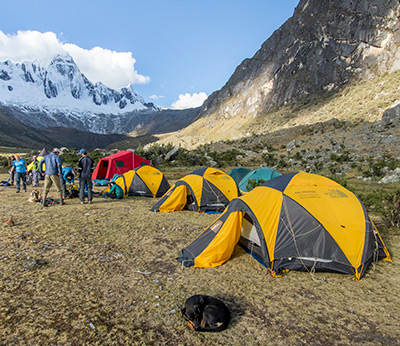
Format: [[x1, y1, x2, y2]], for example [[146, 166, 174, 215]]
[[102, 165, 170, 198], [178, 172, 391, 280], [151, 167, 240, 213]]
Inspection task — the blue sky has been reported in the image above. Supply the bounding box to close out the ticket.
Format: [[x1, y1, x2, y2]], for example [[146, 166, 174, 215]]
[[1, 0, 299, 109]]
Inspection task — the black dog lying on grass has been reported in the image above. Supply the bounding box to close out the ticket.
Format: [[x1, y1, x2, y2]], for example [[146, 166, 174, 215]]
[[181, 295, 231, 332]]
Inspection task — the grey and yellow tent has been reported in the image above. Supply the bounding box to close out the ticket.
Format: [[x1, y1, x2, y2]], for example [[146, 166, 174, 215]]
[[102, 165, 170, 197], [27, 147, 49, 172], [151, 167, 240, 213], [178, 172, 391, 280]]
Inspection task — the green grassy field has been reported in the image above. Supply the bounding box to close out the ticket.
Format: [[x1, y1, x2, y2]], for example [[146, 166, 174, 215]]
[[0, 171, 399, 345]]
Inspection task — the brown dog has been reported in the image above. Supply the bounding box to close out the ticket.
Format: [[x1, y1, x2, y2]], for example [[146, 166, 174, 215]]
[[27, 188, 41, 203], [181, 295, 231, 332]]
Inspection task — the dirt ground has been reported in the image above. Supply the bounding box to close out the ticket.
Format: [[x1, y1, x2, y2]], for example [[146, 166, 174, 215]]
[[0, 172, 399, 346]]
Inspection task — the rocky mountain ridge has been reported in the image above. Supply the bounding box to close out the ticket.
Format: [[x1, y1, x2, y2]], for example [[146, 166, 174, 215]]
[[156, 0, 400, 148]]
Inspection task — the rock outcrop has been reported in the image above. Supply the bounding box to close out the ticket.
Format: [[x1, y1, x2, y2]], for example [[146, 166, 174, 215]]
[[201, 0, 400, 119]]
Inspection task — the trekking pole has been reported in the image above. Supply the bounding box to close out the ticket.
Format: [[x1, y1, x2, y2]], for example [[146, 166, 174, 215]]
[[3, 171, 12, 191]]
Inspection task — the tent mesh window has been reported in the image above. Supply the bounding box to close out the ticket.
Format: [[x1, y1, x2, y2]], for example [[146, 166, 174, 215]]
[[116, 161, 125, 168]]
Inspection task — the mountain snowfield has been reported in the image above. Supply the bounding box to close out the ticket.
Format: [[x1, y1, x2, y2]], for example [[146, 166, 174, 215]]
[[0, 54, 159, 134]]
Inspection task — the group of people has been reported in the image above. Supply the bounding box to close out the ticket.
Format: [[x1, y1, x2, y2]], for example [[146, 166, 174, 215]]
[[9, 148, 95, 206]]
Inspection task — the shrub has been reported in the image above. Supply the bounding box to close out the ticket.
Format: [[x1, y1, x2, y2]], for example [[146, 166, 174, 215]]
[[175, 150, 206, 167], [0, 156, 9, 168], [60, 149, 79, 168], [246, 178, 266, 191], [361, 189, 400, 228], [208, 149, 245, 167], [262, 153, 277, 167]]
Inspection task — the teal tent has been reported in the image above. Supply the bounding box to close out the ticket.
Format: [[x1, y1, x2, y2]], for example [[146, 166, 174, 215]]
[[238, 167, 281, 193], [228, 168, 251, 185]]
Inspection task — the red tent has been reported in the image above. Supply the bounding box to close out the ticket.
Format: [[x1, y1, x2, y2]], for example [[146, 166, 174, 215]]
[[92, 150, 150, 180]]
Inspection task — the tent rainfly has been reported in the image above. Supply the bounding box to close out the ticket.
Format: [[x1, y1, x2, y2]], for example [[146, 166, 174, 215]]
[[92, 150, 150, 180]]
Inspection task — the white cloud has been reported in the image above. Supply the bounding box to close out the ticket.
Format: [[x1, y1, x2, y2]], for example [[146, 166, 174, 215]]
[[0, 30, 150, 89], [149, 94, 165, 100], [171, 92, 207, 109], [0, 30, 64, 65]]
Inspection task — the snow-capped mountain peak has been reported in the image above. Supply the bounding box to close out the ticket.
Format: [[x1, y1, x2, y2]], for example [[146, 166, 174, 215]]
[[0, 54, 159, 134]]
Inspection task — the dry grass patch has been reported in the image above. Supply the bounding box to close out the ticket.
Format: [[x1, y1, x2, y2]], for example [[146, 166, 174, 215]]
[[0, 173, 399, 345]]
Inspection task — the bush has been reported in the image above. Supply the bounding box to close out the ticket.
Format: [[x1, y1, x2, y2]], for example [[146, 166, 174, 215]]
[[60, 149, 79, 168], [0, 156, 9, 168], [262, 153, 277, 167], [361, 189, 400, 228], [246, 178, 266, 191], [175, 150, 206, 167], [208, 149, 245, 167]]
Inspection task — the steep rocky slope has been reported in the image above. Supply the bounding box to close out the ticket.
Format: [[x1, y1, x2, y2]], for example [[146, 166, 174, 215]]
[[156, 0, 400, 148]]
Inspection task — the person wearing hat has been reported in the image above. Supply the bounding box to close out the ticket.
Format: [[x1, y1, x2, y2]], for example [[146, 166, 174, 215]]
[[39, 148, 64, 206], [77, 149, 94, 204]]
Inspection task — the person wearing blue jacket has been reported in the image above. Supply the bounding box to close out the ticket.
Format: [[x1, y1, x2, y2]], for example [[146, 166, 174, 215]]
[[11, 154, 27, 193], [39, 148, 64, 206], [60, 166, 75, 199]]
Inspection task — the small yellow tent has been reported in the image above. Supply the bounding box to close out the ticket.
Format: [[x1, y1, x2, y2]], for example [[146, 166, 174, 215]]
[[102, 165, 169, 198], [178, 172, 391, 280], [151, 167, 240, 213]]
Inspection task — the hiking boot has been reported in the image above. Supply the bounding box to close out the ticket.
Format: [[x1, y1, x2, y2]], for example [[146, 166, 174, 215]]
[[80, 201, 85, 205], [88, 200, 93, 204], [60, 198, 65, 205], [16, 190, 20, 193], [42, 199, 48, 207]]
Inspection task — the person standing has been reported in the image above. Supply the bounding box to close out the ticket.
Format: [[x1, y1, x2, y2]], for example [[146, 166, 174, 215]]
[[60, 166, 75, 199], [11, 154, 27, 193], [31, 155, 40, 187], [78, 149, 94, 204], [8, 155, 16, 185], [39, 148, 64, 206]]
